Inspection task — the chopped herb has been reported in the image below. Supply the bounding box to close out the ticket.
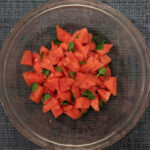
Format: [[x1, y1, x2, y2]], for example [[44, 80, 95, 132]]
[[61, 100, 69, 106], [104, 72, 110, 77], [82, 89, 95, 100], [96, 67, 107, 77], [69, 71, 75, 80], [96, 40, 106, 50], [53, 39, 62, 45], [75, 35, 79, 39], [82, 109, 88, 116], [42, 93, 51, 103], [32, 83, 38, 92], [92, 35, 99, 42], [40, 52, 44, 60], [56, 66, 62, 72], [41, 68, 50, 77], [71, 93, 75, 102], [100, 99, 105, 109], [67, 42, 75, 52], [80, 60, 86, 65]]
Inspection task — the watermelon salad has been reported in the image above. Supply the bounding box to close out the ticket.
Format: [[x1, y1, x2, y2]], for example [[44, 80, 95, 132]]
[[20, 25, 117, 119]]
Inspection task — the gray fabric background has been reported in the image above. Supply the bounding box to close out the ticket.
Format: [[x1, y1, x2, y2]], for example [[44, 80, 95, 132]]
[[0, 0, 150, 150]]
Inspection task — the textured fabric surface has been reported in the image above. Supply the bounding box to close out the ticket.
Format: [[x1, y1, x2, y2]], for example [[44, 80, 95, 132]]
[[0, 0, 150, 150]]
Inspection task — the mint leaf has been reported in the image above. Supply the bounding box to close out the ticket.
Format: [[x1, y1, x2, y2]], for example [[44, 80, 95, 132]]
[[69, 71, 75, 80], [96, 67, 107, 77], [32, 83, 38, 92], [40, 52, 44, 60], [96, 40, 105, 50], [92, 35, 99, 42], [53, 39, 62, 45], [100, 99, 105, 109], [61, 100, 69, 106], [80, 60, 86, 65], [41, 69, 50, 77], [71, 93, 75, 102], [67, 42, 75, 52], [82, 90, 95, 100], [104, 72, 110, 77], [82, 109, 88, 116], [56, 66, 62, 72], [42, 93, 51, 103], [75, 35, 79, 39]]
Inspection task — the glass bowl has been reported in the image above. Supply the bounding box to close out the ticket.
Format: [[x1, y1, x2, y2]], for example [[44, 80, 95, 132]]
[[0, 0, 150, 150]]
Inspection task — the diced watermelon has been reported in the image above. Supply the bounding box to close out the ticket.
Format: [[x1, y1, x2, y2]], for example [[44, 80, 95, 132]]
[[59, 78, 74, 92], [23, 71, 45, 87], [57, 91, 71, 102], [50, 47, 64, 59], [80, 56, 94, 73], [99, 54, 111, 66], [64, 107, 81, 119], [41, 55, 54, 72], [72, 86, 81, 98], [90, 42, 96, 51], [62, 105, 73, 112], [20, 50, 33, 66], [104, 77, 117, 96], [98, 89, 111, 102], [51, 107, 63, 118], [42, 98, 59, 113], [56, 25, 72, 42], [33, 62, 42, 74], [32, 52, 41, 64], [65, 52, 80, 72], [48, 54, 60, 66], [90, 97, 100, 111], [30, 85, 44, 103], [51, 41, 58, 50], [75, 28, 90, 44], [60, 42, 68, 51], [44, 78, 59, 92], [40, 45, 49, 55], [75, 97, 90, 109], [97, 44, 113, 55]]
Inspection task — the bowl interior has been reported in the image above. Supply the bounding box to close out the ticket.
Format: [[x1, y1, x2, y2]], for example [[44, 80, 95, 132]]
[[1, 2, 149, 150]]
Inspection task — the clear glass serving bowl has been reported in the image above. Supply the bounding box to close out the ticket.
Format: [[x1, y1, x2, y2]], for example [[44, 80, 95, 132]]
[[0, 0, 150, 150]]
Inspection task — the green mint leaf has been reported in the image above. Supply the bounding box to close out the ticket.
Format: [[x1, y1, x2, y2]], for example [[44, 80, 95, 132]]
[[32, 83, 38, 92], [104, 72, 110, 77], [41, 69, 50, 77], [56, 66, 62, 72], [67, 42, 75, 53], [69, 71, 75, 80], [96, 67, 107, 77], [82, 109, 88, 116], [92, 35, 99, 42], [82, 90, 95, 100], [75, 35, 79, 39], [80, 60, 86, 65], [61, 100, 69, 106], [40, 52, 44, 60], [42, 93, 51, 103], [96, 40, 106, 50], [71, 93, 75, 102], [53, 39, 62, 45], [100, 99, 105, 109]]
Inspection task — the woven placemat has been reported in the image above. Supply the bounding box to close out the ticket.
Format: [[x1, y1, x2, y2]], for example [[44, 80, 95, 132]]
[[0, 0, 150, 150]]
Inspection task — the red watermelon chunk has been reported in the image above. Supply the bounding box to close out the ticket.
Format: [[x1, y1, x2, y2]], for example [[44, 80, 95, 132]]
[[40, 45, 49, 55], [64, 107, 81, 119], [98, 89, 111, 102], [75, 97, 90, 109], [21, 50, 33, 66], [104, 77, 117, 96], [51, 107, 63, 118], [56, 25, 72, 42], [97, 44, 113, 55], [90, 97, 100, 111], [30, 85, 44, 103]]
